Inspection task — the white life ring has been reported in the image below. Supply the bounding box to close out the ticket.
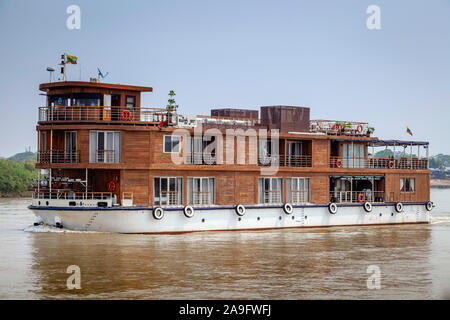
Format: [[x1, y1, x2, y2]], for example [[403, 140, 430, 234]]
[[153, 207, 164, 220], [328, 203, 338, 214], [235, 204, 246, 216], [363, 201, 372, 212], [395, 202, 403, 213], [425, 201, 433, 211], [183, 205, 194, 218], [283, 203, 293, 214]]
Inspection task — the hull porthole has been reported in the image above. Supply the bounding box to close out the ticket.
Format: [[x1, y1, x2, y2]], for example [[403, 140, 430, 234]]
[[283, 203, 293, 214], [363, 202, 372, 213], [153, 207, 164, 220], [328, 203, 338, 214], [395, 202, 403, 213], [235, 204, 246, 216], [183, 205, 194, 218]]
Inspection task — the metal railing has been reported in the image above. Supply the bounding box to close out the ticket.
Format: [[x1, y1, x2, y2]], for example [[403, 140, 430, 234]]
[[258, 154, 312, 167], [32, 191, 112, 200], [37, 150, 79, 164], [192, 191, 212, 205], [263, 190, 282, 204], [330, 157, 428, 170], [290, 190, 309, 203], [329, 191, 385, 203], [185, 152, 217, 165], [38, 106, 175, 124], [95, 150, 115, 163], [310, 120, 371, 136], [159, 191, 182, 206]]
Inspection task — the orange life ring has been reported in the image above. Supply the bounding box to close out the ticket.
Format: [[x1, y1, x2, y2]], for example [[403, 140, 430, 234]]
[[332, 124, 338, 131], [358, 193, 365, 203], [336, 159, 343, 168], [388, 160, 394, 169], [121, 110, 132, 121], [356, 125, 363, 133], [108, 181, 116, 192]]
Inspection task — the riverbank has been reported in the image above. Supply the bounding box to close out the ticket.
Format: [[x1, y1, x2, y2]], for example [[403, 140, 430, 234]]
[[431, 179, 450, 189], [0, 192, 32, 198]]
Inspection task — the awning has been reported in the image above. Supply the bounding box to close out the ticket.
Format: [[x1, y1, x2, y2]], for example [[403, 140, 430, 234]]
[[370, 140, 429, 146]]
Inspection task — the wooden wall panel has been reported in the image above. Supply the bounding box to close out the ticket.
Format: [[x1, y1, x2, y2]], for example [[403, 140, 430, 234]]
[[123, 131, 150, 166], [312, 139, 329, 168], [120, 169, 149, 206]]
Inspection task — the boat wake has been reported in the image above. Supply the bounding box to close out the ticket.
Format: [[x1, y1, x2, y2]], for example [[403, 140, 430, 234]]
[[430, 215, 450, 225], [23, 224, 99, 233]]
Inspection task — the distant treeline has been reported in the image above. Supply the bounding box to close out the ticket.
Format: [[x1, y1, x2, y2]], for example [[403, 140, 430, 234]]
[[0, 152, 37, 196]]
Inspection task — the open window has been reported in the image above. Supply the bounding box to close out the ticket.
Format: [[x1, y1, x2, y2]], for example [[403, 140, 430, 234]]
[[89, 131, 121, 163]]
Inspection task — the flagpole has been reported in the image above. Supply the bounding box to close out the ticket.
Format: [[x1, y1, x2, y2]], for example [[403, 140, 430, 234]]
[[63, 53, 67, 81]]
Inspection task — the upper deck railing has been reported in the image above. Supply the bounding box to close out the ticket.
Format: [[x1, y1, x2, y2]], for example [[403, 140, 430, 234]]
[[330, 156, 428, 170], [38, 106, 175, 125], [310, 120, 372, 136]]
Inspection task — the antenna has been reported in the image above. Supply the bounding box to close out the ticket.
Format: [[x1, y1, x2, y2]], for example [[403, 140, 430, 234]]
[[46, 67, 55, 83], [97, 67, 109, 82]]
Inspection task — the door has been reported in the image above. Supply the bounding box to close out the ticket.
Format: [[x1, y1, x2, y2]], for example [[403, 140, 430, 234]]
[[64, 131, 77, 163]]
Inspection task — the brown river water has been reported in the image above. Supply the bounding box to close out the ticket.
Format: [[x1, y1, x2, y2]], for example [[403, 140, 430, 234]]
[[0, 189, 449, 300]]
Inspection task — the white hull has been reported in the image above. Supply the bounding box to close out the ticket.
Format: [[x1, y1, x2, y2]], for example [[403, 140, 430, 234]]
[[30, 203, 431, 234]]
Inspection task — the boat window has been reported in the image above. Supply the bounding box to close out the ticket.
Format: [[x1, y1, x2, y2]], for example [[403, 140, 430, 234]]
[[187, 177, 215, 205], [400, 178, 415, 193], [72, 93, 101, 106], [164, 135, 180, 153], [286, 178, 310, 203], [126, 96, 136, 108], [153, 177, 183, 206], [89, 131, 121, 163], [50, 95, 68, 106], [258, 177, 283, 204]]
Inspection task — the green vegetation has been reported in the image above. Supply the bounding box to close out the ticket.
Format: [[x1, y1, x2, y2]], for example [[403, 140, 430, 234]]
[[0, 158, 37, 196], [7, 151, 36, 162], [429, 154, 450, 169]]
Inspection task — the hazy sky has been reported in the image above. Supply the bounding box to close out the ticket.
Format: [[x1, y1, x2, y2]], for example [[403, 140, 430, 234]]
[[0, 0, 449, 157]]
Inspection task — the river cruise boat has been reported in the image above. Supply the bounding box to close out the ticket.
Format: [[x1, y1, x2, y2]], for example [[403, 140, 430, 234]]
[[30, 78, 433, 233]]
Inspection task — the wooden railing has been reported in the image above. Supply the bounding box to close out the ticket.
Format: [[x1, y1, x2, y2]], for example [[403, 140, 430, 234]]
[[37, 150, 79, 164], [32, 191, 112, 200], [330, 157, 428, 170], [329, 191, 385, 203]]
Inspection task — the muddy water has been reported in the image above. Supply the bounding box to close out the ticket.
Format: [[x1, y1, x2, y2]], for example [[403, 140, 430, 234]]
[[0, 189, 449, 299]]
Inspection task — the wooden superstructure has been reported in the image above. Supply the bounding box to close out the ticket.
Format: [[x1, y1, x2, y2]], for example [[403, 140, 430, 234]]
[[35, 80, 430, 209]]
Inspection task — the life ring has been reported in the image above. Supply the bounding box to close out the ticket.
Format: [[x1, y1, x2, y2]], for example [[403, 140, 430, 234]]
[[121, 110, 132, 121], [425, 201, 433, 211], [328, 203, 338, 214], [388, 161, 394, 169], [183, 205, 194, 218], [332, 124, 338, 131], [336, 159, 343, 168], [153, 207, 164, 220], [283, 203, 293, 214], [395, 202, 403, 213], [363, 201, 372, 212], [356, 125, 363, 133], [108, 181, 116, 192], [235, 204, 246, 216], [358, 193, 365, 203]]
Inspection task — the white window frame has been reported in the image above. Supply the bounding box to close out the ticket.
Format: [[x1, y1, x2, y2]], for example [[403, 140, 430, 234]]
[[187, 177, 215, 205], [163, 135, 181, 153], [153, 177, 183, 206], [89, 131, 121, 163], [286, 177, 310, 204], [258, 177, 283, 204]]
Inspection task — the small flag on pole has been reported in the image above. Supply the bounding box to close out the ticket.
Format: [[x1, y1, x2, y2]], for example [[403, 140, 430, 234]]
[[66, 54, 78, 64], [406, 127, 413, 136]]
